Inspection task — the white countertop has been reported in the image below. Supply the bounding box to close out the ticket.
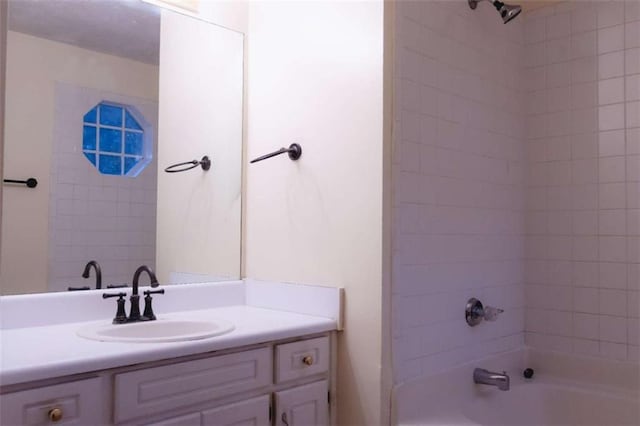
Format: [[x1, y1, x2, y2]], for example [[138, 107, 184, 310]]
[[0, 305, 336, 386], [0, 279, 342, 387]]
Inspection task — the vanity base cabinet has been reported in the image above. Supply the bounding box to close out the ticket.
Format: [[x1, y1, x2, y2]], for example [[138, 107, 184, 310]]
[[274, 380, 329, 426], [0, 377, 104, 426], [1, 333, 334, 426]]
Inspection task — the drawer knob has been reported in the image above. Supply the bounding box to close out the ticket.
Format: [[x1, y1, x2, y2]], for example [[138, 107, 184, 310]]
[[302, 355, 314, 366], [48, 408, 63, 422]]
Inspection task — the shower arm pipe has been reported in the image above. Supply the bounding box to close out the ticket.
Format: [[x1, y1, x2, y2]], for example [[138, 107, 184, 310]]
[[468, 0, 522, 24], [468, 0, 512, 11]]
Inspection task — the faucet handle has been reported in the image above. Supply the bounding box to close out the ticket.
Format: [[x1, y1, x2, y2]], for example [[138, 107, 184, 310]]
[[483, 306, 504, 321], [466, 298, 504, 326], [142, 289, 164, 321], [102, 292, 126, 299], [103, 292, 128, 324]]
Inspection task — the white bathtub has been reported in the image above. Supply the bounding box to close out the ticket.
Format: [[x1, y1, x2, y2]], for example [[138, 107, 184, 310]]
[[393, 349, 640, 426]]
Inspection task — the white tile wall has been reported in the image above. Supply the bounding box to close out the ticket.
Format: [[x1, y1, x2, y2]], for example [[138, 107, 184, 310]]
[[524, 0, 640, 362], [393, 0, 639, 386], [48, 83, 158, 292], [392, 0, 526, 383]]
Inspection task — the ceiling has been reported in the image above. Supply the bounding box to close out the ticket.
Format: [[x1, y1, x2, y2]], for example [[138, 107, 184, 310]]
[[5, 0, 569, 66], [8, 0, 161, 65]]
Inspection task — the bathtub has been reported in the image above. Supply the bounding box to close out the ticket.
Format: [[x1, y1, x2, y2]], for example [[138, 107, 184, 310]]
[[393, 349, 640, 425]]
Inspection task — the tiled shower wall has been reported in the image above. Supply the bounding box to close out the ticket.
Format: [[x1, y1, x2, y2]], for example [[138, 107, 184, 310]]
[[523, 0, 640, 361], [49, 83, 158, 292], [392, 1, 526, 383]]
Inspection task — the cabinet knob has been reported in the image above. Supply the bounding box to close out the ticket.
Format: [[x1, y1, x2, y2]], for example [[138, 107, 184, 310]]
[[48, 407, 63, 422], [302, 355, 314, 366]]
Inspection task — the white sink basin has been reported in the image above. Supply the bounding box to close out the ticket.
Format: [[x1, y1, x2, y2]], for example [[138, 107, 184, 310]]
[[77, 318, 234, 343]]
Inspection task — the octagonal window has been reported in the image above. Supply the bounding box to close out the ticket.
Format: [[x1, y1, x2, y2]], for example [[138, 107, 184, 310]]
[[82, 102, 151, 177]]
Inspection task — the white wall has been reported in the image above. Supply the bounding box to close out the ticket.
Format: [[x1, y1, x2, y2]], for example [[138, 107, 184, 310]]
[[392, 0, 526, 383], [523, 0, 640, 361], [147, 0, 248, 33], [245, 1, 385, 424], [1, 31, 158, 294], [197, 1, 247, 34], [0, 1, 6, 267], [156, 10, 243, 284]]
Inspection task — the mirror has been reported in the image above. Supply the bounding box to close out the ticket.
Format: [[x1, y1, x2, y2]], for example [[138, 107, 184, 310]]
[[0, 0, 243, 295]]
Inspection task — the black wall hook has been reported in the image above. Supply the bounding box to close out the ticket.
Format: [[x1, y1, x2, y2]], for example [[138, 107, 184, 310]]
[[250, 143, 302, 164], [3, 178, 38, 188], [164, 156, 211, 173]]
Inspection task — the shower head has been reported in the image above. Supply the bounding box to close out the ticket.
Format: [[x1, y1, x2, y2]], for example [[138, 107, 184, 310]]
[[468, 0, 522, 24], [496, 1, 522, 23]]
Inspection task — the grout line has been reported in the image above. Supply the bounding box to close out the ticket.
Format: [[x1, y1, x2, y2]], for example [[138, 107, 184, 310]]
[[622, 1, 631, 356]]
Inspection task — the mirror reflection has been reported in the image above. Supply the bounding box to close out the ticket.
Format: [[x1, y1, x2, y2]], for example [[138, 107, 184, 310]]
[[1, 0, 243, 295]]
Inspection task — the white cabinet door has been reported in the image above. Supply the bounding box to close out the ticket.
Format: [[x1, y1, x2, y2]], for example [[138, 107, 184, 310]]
[[201, 395, 270, 426], [114, 347, 271, 423], [274, 380, 328, 426], [144, 412, 201, 426], [144, 395, 269, 426]]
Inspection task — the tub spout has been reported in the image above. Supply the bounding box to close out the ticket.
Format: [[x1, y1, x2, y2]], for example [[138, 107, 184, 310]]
[[473, 368, 510, 391]]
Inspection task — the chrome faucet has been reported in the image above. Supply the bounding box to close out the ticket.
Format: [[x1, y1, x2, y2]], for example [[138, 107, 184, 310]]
[[129, 265, 160, 322], [82, 260, 102, 289], [473, 368, 510, 391]]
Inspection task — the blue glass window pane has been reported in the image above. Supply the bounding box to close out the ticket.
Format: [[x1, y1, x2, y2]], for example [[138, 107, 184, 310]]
[[84, 107, 97, 124], [83, 152, 96, 166], [99, 155, 121, 175], [125, 110, 142, 130], [83, 125, 97, 150], [125, 132, 143, 155], [99, 128, 122, 153], [81, 103, 151, 176], [99, 104, 123, 127], [124, 157, 139, 174]]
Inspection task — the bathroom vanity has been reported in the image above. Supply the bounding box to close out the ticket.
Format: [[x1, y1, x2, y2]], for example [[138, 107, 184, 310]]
[[0, 281, 342, 426], [1, 334, 334, 425]]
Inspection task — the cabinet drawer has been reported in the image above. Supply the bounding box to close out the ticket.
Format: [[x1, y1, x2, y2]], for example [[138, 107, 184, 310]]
[[114, 347, 272, 423], [0, 377, 103, 426], [275, 336, 329, 383]]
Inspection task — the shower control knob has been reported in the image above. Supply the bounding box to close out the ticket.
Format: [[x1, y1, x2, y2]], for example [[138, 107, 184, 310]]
[[483, 306, 504, 321], [523, 368, 534, 379]]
